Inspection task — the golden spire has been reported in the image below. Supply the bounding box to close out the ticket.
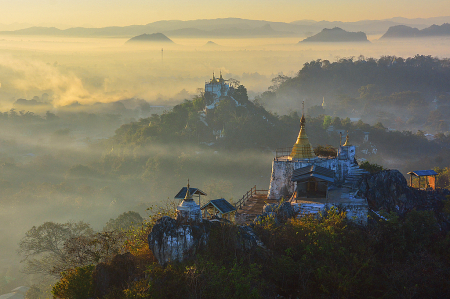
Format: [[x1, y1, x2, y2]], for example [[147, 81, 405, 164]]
[[184, 179, 193, 201], [343, 132, 351, 146], [290, 101, 315, 159]]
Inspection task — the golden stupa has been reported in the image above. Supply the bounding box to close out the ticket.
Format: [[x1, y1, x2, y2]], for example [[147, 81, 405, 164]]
[[290, 103, 315, 160]]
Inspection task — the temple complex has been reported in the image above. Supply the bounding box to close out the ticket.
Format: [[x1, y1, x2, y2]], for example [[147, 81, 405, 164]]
[[267, 102, 369, 223], [204, 72, 230, 109]]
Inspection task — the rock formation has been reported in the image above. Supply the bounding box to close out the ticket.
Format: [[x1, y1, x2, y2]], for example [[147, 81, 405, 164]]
[[148, 216, 264, 265], [357, 170, 449, 215], [148, 216, 209, 265]]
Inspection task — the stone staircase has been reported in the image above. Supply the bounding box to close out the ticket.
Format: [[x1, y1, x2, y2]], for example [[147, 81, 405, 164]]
[[235, 194, 277, 224], [296, 203, 325, 218], [343, 163, 369, 188]]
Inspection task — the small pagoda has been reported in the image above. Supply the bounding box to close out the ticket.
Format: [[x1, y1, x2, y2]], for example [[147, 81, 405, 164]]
[[176, 180, 202, 223]]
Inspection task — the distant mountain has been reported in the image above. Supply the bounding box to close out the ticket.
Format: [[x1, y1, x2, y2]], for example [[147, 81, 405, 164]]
[[5, 26, 64, 35], [0, 19, 306, 38], [381, 23, 450, 38], [291, 16, 450, 35], [158, 24, 291, 37], [126, 33, 174, 43], [203, 41, 220, 47], [300, 27, 369, 42], [2, 17, 450, 38]]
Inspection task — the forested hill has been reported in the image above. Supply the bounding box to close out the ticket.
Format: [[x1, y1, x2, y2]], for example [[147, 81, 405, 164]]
[[381, 23, 450, 38], [106, 82, 450, 178], [263, 55, 450, 102], [258, 55, 450, 132], [300, 27, 369, 42], [111, 85, 300, 151]]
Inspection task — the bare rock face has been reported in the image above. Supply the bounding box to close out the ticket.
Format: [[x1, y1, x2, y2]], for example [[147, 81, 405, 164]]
[[148, 216, 209, 265], [357, 170, 449, 215], [148, 216, 264, 265]]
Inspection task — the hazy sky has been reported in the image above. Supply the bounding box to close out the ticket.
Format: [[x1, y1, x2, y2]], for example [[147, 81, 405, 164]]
[[1, 0, 449, 28]]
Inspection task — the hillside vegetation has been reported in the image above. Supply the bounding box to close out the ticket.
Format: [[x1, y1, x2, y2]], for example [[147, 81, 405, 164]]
[[46, 207, 450, 299]]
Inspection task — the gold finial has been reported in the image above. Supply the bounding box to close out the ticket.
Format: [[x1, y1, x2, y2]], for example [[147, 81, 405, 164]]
[[300, 100, 305, 126], [343, 131, 351, 146], [184, 179, 192, 200]]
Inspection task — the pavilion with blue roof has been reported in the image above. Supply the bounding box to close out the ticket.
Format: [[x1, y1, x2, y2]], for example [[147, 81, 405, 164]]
[[407, 169, 438, 190]]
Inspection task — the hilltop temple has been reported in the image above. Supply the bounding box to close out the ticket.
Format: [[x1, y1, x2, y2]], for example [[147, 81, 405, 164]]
[[267, 103, 369, 223], [204, 72, 230, 109]]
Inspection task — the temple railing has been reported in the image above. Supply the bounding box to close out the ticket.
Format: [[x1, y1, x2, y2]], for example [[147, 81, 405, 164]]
[[234, 185, 268, 210], [275, 147, 292, 158]]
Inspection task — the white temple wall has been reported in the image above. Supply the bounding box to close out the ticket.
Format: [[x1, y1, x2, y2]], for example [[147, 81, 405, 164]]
[[268, 160, 295, 199], [267, 149, 359, 199]]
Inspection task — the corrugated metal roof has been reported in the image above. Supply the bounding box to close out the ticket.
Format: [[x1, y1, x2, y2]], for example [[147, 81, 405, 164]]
[[407, 170, 438, 177], [291, 165, 335, 183], [201, 198, 236, 214], [174, 187, 207, 199]]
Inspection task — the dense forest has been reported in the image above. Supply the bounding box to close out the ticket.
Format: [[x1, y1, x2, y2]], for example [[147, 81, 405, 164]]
[[259, 55, 450, 133]]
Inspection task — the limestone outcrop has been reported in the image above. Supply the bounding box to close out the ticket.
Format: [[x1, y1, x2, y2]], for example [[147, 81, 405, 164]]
[[357, 170, 449, 215], [148, 216, 264, 265], [148, 216, 209, 265]]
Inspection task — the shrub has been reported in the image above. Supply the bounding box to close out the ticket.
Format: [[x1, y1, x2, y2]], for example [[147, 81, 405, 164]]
[[52, 265, 94, 299]]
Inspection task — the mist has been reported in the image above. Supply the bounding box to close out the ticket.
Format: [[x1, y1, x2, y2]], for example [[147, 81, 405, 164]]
[[1, 35, 450, 111], [1, 32, 450, 294]]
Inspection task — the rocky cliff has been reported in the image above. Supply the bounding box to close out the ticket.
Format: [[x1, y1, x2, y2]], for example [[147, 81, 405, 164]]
[[147, 216, 264, 265], [357, 170, 449, 217]]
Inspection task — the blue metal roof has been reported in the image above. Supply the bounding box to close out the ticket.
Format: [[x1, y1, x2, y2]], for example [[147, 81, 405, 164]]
[[407, 170, 438, 177], [201, 198, 236, 214], [291, 165, 335, 183], [174, 187, 207, 199]]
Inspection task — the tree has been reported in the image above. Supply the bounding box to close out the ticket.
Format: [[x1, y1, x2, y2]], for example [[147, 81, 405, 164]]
[[314, 145, 337, 157], [103, 211, 143, 231], [322, 115, 332, 129], [228, 78, 240, 89], [359, 161, 384, 173], [268, 75, 289, 91], [19, 221, 93, 277], [308, 105, 324, 118], [359, 84, 382, 102], [233, 85, 249, 103]]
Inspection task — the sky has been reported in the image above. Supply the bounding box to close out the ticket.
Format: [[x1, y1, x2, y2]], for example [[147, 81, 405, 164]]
[[1, 0, 450, 28]]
